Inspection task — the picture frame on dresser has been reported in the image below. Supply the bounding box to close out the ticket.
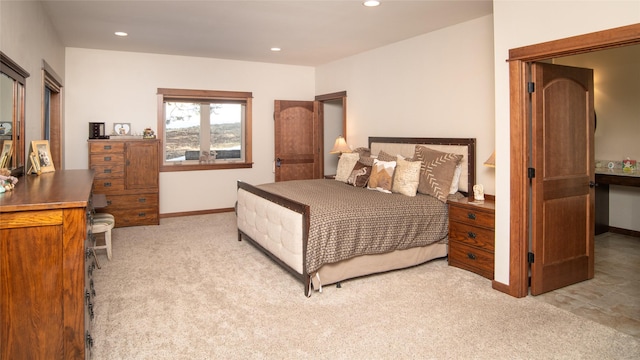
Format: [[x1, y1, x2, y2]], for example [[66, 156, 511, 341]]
[[113, 122, 131, 136], [28, 151, 41, 174], [0, 140, 12, 168], [30, 140, 55, 173]]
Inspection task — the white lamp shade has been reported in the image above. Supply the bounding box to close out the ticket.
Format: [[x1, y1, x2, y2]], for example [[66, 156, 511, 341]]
[[484, 151, 495, 167], [330, 136, 351, 154]]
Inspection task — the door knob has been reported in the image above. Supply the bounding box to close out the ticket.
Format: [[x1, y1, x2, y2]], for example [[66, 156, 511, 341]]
[[589, 181, 597, 188], [276, 158, 281, 167]]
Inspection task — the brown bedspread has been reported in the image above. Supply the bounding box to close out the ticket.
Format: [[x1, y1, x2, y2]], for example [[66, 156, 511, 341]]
[[257, 179, 456, 273]]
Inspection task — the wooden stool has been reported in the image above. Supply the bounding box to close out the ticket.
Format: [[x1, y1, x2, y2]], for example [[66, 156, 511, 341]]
[[92, 214, 115, 260]]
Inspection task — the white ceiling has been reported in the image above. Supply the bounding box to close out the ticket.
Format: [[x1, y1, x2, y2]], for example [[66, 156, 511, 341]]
[[40, 0, 493, 66]]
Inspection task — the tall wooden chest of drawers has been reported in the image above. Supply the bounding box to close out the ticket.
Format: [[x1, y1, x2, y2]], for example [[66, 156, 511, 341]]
[[88, 139, 160, 227], [447, 197, 495, 279], [1, 170, 96, 359]]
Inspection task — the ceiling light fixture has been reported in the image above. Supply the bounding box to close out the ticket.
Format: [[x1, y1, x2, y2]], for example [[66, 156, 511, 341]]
[[270, 47, 281, 52], [114, 31, 128, 37], [363, 1, 380, 7]]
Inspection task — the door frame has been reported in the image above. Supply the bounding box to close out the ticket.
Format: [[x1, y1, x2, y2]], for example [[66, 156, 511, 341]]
[[315, 91, 347, 176], [498, 23, 640, 298]]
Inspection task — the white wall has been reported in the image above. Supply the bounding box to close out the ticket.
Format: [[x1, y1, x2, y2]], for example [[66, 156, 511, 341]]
[[65, 48, 315, 213], [492, 0, 640, 285], [316, 15, 496, 196], [0, 0, 65, 162]]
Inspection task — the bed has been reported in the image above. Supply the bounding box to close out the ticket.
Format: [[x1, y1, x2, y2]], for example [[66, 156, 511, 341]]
[[236, 137, 476, 296]]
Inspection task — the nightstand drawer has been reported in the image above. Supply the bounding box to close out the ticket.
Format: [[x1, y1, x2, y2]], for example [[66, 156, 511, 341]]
[[449, 205, 494, 229], [449, 241, 494, 279], [449, 221, 495, 252]]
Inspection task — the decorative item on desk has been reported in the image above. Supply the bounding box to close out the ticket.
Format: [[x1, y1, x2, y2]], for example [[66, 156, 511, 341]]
[[143, 128, 156, 139], [89, 122, 109, 139], [0, 168, 18, 192], [113, 122, 131, 136], [473, 184, 485, 201], [28, 151, 41, 175], [0, 140, 12, 169], [30, 140, 55, 173], [622, 158, 637, 172]]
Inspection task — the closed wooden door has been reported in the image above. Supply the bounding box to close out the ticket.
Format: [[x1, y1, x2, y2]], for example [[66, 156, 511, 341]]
[[125, 141, 159, 190], [530, 62, 595, 295], [274, 100, 321, 182]]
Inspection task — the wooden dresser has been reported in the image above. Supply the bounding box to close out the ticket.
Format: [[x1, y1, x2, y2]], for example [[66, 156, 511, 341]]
[[447, 197, 495, 279], [88, 139, 160, 227], [1, 170, 96, 359]]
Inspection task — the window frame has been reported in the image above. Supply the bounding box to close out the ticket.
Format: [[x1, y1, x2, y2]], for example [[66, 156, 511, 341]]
[[157, 88, 253, 172]]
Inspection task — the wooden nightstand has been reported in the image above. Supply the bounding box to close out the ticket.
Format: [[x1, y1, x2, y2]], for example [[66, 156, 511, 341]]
[[447, 197, 495, 279]]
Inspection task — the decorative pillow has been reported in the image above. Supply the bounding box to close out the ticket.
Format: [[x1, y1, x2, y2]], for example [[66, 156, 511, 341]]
[[377, 150, 397, 162], [391, 157, 421, 196], [449, 164, 462, 194], [335, 153, 359, 182], [367, 159, 396, 193], [358, 155, 375, 167], [353, 147, 371, 157], [413, 145, 462, 202], [346, 161, 372, 187]]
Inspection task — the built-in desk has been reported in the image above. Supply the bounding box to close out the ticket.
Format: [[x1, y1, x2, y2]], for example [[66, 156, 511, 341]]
[[595, 168, 640, 235]]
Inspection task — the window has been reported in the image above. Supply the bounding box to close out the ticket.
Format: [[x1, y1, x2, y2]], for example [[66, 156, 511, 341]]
[[157, 88, 253, 172]]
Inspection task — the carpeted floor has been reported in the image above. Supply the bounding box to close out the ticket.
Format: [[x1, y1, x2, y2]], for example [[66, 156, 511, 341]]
[[91, 213, 639, 359]]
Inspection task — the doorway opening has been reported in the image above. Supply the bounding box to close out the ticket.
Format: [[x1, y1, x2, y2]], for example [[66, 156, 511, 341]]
[[501, 23, 640, 298]]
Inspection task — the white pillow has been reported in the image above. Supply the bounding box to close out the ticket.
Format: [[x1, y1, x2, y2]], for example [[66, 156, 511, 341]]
[[392, 157, 421, 196], [449, 164, 462, 194], [335, 153, 359, 182]]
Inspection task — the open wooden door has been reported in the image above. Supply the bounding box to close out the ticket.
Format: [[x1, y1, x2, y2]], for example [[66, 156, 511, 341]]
[[530, 62, 595, 295], [274, 100, 322, 182]]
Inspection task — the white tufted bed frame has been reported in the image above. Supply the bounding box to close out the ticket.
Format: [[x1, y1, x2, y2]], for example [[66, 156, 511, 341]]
[[236, 137, 476, 296]]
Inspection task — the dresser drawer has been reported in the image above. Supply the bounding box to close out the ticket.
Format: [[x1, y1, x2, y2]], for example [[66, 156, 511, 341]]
[[89, 142, 125, 154], [90, 153, 124, 166], [91, 164, 125, 179], [101, 193, 158, 209], [449, 205, 494, 229], [449, 221, 495, 252], [98, 207, 159, 227], [449, 241, 494, 279], [93, 178, 125, 193]]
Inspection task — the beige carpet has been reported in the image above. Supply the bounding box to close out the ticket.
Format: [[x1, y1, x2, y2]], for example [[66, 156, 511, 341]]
[[92, 213, 639, 359]]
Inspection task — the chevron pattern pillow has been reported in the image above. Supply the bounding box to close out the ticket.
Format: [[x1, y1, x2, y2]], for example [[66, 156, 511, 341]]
[[414, 145, 462, 202]]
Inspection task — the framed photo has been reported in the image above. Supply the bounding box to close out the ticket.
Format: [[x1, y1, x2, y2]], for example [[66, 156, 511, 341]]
[[0, 140, 12, 168], [113, 122, 131, 136], [0, 121, 12, 136], [29, 151, 41, 174], [31, 140, 55, 173]]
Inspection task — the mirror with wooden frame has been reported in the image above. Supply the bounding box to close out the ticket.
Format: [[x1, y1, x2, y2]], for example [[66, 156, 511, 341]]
[[1, 52, 29, 176]]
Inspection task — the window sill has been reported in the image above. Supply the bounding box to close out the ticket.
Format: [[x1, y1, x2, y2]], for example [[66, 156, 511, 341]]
[[160, 162, 253, 172]]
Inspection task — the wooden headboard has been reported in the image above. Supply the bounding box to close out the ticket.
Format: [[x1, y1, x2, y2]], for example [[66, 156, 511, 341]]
[[368, 137, 476, 195]]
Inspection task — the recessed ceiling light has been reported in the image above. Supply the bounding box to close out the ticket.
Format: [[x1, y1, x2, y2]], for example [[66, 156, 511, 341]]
[[114, 31, 128, 37], [363, 1, 380, 7], [270, 47, 281, 52]]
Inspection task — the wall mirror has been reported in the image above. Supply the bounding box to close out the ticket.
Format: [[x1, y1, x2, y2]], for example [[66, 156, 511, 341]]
[[1, 52, 29, 176]]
